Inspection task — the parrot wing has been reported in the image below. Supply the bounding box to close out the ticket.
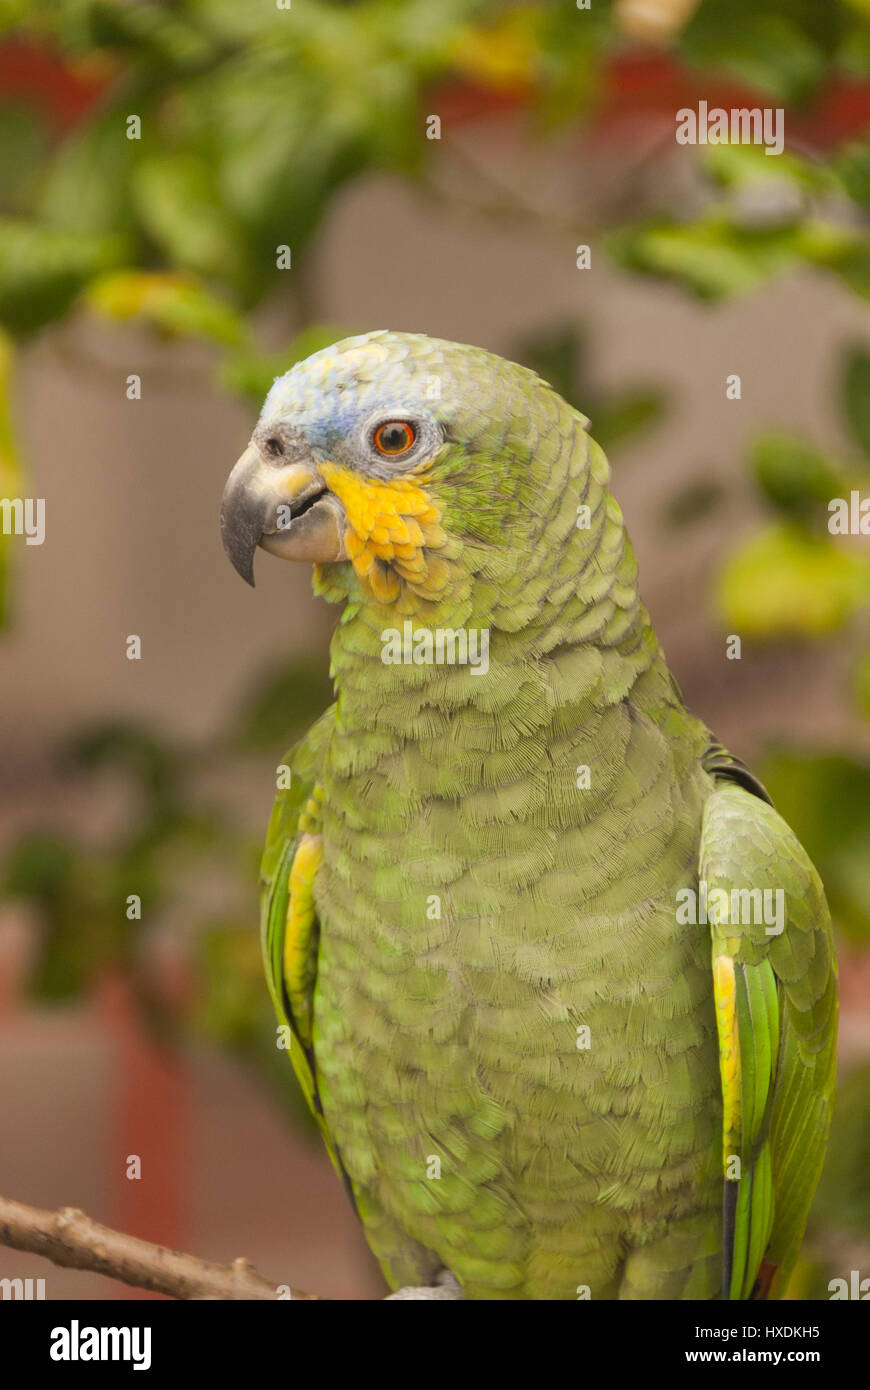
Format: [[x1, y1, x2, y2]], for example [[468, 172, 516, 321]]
[[260, 703, 354, 1194], [699, 767, 838, 1300]]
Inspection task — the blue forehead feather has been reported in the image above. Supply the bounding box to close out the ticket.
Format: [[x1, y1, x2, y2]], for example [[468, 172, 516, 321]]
[[258, 332, 445, 453]]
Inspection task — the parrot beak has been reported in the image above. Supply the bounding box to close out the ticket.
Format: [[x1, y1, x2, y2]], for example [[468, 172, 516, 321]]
[[220, 443, 348, 586]]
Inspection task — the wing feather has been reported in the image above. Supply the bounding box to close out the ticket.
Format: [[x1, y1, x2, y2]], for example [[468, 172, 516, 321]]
[[701, 779, 838, 1300], [260, 706, 351, 1181]]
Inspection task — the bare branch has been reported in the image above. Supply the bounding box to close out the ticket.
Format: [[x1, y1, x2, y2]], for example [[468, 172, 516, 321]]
[[0, 1194, 318, 1301]]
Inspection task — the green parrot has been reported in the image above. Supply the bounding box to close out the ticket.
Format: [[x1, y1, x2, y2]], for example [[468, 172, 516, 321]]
[[220, 330, 837, 1301]]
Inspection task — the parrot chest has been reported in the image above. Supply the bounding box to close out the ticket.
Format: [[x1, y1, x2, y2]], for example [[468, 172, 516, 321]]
[[309, 702, 722, 1295]]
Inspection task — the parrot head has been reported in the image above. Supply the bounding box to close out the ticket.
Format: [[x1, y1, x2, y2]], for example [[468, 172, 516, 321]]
[[221, 330, 590, 606]]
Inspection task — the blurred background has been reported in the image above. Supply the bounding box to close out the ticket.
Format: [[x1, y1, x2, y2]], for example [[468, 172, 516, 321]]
[[0, 0, 868, 1300]]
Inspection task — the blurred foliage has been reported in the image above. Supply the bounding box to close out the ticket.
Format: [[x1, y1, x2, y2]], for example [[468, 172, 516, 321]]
[[718, 522, 870, 637], [219, 323, 358, 407], [842, 345, 870, 460], [812, 1065, 870, 1238], [231, 655, 335, 753], [3, 0, 481, 311], [607, 142, 870, 301], [2, 657, 329, 1130], [0, 328, 20, 626], [717, 350, 870, 640], [189, 919, 315, 1125], [662, 477, 727, 529], [4, 722, 230, 1001], [855, 644, 870, 718], [0, 219, 125, 335], [0, 0, 866, 633], [679, 0, 869, 103], [715, 337, 870, 984], [84, 269, 249, 347], [749, 434, 849, 521], [794, 1063, 870, 1299], [512, 324, 666, 454], [759, 749, 870, 944], [0, 0, 863, 338]]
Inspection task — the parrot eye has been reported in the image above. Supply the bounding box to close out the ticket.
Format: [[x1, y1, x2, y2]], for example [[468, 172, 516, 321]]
[[373, 421, 416, 457]]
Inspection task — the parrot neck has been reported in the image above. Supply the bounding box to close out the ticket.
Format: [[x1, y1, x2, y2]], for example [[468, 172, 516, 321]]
[[323, 435, 697, 772]]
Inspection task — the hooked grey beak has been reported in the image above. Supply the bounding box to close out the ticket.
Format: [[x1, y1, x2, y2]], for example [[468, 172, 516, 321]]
[[220, 444, 348, 586]]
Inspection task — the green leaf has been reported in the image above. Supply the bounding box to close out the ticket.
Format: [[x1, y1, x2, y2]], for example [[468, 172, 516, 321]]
[[604, 219, 775, 300], [84, 271, 250, 348], [0, 218, 125, 335], [592, 392, 665, 452], [842, 346, 870, 464], [514, 325, 580, 404], [717, 522, 870, 637], [704, 142, 837, 200], [4, 834, 73, 902], [229, 657, 333, 753], [38, 106, 144, 240], [514, 324, 666, 450], [131, 153, 250, 294], [63, 721, 182, 808], [607, 215, 863, 301], [186, 62, 372, 277], [663, 478, 726, 529], [836, 139, 870, 210], [679, 3, 833, 104], [0, 105, 51, 216], [526, 1, 613, 128], [86, 0, 216, 66], [839, 2, 870, 79], [750, 432, 846, 518]]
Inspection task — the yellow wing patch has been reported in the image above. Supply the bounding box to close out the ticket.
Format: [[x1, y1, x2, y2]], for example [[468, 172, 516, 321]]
[[713, 952, 742, 1169], [317, 459, 448, 602], [285, 830, 323, 1049]]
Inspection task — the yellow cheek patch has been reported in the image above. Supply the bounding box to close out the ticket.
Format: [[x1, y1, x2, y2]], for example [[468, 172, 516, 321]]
[[317, 459, 449, 603]]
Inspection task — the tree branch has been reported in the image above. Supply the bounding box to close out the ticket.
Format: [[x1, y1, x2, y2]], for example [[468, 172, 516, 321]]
[[0, 1194, 319, 1301]]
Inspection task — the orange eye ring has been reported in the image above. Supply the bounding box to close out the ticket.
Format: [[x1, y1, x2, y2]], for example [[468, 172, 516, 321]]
[[374, 421, 416, 456]]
